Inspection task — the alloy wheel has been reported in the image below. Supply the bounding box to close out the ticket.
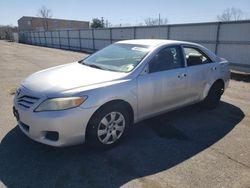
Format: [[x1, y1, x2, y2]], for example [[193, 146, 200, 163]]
[[97, 111, 125, 144]]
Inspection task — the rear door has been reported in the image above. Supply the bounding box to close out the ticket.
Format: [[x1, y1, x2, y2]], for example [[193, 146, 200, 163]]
[[137, 45, 189, 120], [183, 46, 219, 101]]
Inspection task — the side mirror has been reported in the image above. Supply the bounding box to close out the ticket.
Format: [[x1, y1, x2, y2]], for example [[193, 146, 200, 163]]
[[140, 64, 149, 76]]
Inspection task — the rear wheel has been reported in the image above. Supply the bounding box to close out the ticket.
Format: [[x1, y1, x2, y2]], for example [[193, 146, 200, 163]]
[[202, 82, 224, 109], [86, 103, 130, 149]]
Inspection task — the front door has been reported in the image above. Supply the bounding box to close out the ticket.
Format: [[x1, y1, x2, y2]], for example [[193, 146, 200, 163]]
[[137, 46, 189, 120]]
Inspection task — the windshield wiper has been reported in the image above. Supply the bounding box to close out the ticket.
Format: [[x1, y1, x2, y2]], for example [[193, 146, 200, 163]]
[[80, 61, 107, 70], [79, 61, 123, 72], [87, 64, 105, 70]]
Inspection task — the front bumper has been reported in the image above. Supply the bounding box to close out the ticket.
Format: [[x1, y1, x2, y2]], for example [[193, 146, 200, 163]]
[[14, 104, 98, 147]]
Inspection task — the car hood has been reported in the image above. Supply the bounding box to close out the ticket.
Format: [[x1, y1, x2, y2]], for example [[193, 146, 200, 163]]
[[22, 62, 127, 94]]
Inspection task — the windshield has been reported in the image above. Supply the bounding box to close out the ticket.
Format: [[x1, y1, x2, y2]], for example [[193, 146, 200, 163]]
[[79, 43, 150, 72]]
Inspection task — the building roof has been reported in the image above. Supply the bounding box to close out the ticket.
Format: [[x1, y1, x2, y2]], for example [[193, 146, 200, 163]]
[[18, 16, 89, 23]]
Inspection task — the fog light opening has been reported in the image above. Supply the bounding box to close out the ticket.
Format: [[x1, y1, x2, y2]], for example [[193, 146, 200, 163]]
[[45, 131, 59, 141]]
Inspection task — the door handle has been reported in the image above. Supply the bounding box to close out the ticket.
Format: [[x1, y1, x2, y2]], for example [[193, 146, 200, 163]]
[[211, 67, 217, 71], [178, 73, 187, 79]]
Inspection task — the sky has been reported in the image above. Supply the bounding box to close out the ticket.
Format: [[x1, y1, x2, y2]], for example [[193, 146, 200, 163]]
[[0, 0, 250, 26]]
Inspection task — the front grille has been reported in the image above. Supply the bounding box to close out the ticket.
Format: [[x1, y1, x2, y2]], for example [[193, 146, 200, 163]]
[[16, 88, 40, 109]]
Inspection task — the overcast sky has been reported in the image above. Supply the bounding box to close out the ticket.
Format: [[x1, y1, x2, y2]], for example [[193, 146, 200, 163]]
[[0, 0, 250, 26]]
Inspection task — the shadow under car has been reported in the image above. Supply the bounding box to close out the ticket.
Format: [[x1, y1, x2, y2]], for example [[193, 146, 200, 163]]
[[0, 101, 244, 188]]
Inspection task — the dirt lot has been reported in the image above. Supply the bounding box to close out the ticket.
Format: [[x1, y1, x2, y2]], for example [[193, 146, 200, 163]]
[[0, 40, 250, 188]]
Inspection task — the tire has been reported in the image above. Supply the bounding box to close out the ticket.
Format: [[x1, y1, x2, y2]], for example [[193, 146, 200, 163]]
[[86, 103, 130, 149], [202, 82, 223, 109]]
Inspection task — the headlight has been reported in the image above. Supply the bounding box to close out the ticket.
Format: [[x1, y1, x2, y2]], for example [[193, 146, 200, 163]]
[[35, 96, 87, 112]]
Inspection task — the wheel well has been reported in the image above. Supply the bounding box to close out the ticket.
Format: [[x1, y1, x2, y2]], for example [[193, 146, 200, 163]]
[[213, 79, 225, 94], [89, 99, 134, 125]]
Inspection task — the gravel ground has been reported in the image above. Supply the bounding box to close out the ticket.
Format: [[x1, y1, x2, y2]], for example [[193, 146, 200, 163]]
[[0, 40, 250, 188]]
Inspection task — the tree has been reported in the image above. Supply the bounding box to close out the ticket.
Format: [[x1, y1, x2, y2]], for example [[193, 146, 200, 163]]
[[144, 17, 168, 26], [37, 6, 52, 31], [91, 18, 104, 28], [0, 25, 17, 40], [217, 7, 245, 21]]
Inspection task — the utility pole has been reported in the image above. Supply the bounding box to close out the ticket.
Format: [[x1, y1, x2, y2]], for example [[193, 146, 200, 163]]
[[158, 13, 161, 38], [120, 19, 122, 27], [105, 20, 109, 28], [101, 17, 104, 28], [158, 13, 161, 25]]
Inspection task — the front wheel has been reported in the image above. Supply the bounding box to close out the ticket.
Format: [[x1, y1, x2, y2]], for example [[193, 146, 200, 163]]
[[202, 82, 224, 109], [86, 104, 130, 149]]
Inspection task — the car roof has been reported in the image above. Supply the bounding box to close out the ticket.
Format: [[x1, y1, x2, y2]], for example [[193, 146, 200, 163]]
[[116, 39, 218, 62], [116, 39, 198, 48]]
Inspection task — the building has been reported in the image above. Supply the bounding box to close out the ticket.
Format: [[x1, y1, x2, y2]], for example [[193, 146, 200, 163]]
[[18, 16, 89, 31]]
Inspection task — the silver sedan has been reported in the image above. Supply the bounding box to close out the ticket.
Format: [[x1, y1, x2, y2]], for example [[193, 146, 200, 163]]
[[13, 39, 230, 148]]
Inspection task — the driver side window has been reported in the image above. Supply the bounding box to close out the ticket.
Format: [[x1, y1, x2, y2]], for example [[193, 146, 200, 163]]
[[149, 46, 184, 73]]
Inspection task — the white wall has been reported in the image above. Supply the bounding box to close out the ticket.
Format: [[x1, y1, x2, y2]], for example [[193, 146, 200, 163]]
[[20, 20, 250, 68]]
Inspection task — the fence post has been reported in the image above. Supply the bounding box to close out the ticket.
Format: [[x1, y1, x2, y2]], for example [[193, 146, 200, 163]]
[[167, 25, 171, 39], [26, 32, 28, 43], [29, 31, 31, 44], [158, 25, 161, 38], [215, 22, 221, 54], [34, 32, 37, 45], [58, 31, 61, 49], [133, 27, 136, 39], [38, 31, 41, 46], [44, 31, 47, 46], [79, 30, 82, 51], [28, 32, 30, 44], [67, 30, 70, 49], [92, 29, 95, 51], [37, 32, 39, 45], [51, 31, 53, 48], [110, 28, 113, 44], [29, 31, 32, 44], [31, 31, 34, 44]]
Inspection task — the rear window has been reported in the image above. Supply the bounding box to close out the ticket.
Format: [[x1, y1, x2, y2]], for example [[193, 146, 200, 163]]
[[184, 47, 212, 66]]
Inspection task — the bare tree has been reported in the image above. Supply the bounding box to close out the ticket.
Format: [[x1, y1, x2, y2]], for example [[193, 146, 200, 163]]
[[145, 18, 158, 26], [37, 6, 52, 31], [217, 7, 245, 21], [144, 17, 168, 26]]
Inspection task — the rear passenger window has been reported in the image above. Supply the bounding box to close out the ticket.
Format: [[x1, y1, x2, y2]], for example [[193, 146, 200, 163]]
[[184, 47, 212, 66], [149, 46, 184, 73]]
